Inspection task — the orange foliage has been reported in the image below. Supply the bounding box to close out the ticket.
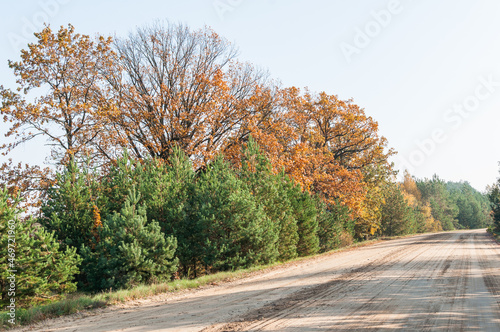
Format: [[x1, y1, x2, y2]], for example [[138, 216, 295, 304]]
[[101, 23, 278, 169], [0, 160, 54, 211], [0, 24, 115, 165], [1, 23, 395, 220], [246, 87, 394, 220], [91, 204, 102, 245], [401, 170, 422, 203], [400, 170, 442, 232]]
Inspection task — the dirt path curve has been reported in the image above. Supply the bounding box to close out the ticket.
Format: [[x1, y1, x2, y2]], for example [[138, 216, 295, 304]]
[[19, 229, 500, 331]]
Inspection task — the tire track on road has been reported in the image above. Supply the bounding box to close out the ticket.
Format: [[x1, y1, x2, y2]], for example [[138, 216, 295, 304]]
[[206, 232, 456, 331]]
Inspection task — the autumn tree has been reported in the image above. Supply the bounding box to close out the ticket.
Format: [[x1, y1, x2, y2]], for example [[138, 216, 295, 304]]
[[0, 161, 53, 211], [420, 201, 442, 232], [401, 170, 422, 204], [298, 91, 392, 173], [102, 21, 277, 167], [399, 171, 440, 232], [0, 24, 115, 165], [260, 89, 394, 237]]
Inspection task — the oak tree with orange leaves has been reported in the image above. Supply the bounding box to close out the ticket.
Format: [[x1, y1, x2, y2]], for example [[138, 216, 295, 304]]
[[0, 24, 115, 165], [0, 161, 53, 211], [102, 22, 278, 168], [250, 88, 394, 237]]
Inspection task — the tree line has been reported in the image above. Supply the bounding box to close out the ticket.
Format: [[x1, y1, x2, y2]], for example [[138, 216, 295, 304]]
[[487, 168, 500, 237], [0, 22, 493, 309], [0, 23, 393, 237]]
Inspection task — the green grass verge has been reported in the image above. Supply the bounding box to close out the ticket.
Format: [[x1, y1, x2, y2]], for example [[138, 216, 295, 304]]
[[0, 263, 281, 330], [0, 295, 105, 329]]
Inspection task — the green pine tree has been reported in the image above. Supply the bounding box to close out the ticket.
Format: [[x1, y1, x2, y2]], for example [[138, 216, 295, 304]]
[[99, 148, 196, 277], [447, 181, 492, 229], [316, 198, 353, 252], [81, 189, 178, 291], [240, 137, 298, 261], [0, 187, 81, 308], [380, 183, 415, 236], [286, 177, 319, 256], [152, 148, 196, 275], [489, 184, 500, 234], [189, 156, 278, 275], [417, 175, 458, 231], [100, 150, 140, 217], [41, 161, 97, 253]]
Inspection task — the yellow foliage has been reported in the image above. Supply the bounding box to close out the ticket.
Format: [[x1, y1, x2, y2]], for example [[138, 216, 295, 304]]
[[401, 170, 422, 202], [420, 202, 442, 232]]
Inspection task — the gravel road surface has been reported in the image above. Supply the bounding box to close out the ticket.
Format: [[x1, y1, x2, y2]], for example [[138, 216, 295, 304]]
[[19, 229, 500, 331]]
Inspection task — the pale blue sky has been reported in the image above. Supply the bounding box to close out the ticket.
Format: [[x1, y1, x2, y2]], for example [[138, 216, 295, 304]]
[[1, 0, 500, 191]]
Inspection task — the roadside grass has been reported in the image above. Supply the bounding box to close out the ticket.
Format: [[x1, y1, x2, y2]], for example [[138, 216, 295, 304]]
[[0, 264, 280, 330], [0, 295, 106, 329], [0, 230, 442, 330]]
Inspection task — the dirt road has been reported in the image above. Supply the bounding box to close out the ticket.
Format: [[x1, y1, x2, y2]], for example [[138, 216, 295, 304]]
[[20, 229, 500, 331]]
